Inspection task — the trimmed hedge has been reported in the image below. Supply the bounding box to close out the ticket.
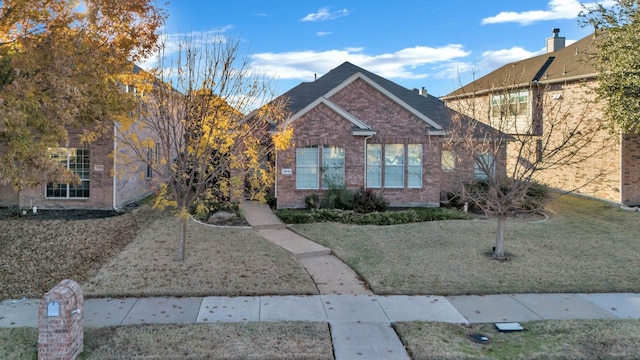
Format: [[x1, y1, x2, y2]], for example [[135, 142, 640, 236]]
[[274, 207, 468, 225]]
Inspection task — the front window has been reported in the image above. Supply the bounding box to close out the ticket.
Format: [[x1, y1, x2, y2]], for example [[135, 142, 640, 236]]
[[384, 144, 404, 188], [366, 144, 382, 188], [407, 144, 422, 188], [490, 90, 531, 134], [46, 148, 90, 198], [441, 150, 457, 171], [296, 147, 319, 189], [322, 146, 345, 189], [474, 152, 495, 180]]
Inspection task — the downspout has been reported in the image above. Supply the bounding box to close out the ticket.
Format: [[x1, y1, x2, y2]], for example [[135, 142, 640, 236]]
[[112, 123, 118, 210], [363, 135, 373, 188], [274, 148, 278, 201], [619, 130, 624, 205]]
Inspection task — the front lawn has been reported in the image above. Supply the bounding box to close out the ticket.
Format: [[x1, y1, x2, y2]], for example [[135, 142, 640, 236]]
[[289, 194, 640, 295]]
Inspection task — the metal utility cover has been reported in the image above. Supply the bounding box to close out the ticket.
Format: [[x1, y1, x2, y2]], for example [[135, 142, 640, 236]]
[[494, 322, 524, 332]]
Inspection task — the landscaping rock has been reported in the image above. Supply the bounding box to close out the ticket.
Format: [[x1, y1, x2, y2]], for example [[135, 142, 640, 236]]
[[208, 211, 237, 224]]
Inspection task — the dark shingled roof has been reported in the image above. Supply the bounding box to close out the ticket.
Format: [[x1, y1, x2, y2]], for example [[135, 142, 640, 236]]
[[443, 33, 597, 99], [279, 61, 486, 132]]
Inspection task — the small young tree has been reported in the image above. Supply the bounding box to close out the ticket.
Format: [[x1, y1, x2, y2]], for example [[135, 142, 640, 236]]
[[446, 76, 614, 260], [117, 35, 292, 261]]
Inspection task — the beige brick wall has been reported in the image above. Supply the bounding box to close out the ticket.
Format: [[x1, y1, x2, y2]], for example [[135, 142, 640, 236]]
[[445, 80, 625, 204], [622, 134, 640, 205], [276, 79, 467, 208]]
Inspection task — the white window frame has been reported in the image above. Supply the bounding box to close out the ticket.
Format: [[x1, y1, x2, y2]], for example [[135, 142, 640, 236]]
[[384, 144, 404, 188], [441, 150, 457, 171], [407, 144, 422, 188], [474, 152, 495, 180], [322, 146, 345, 189], [46, 148, 91, 199], [490, 90, 531, 134], [366, 144, 382, 188], [296, 146, 319, 189]]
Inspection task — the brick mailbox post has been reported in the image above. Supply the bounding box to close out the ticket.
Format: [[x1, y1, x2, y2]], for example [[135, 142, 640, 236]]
[[38, 279, 84, 360]]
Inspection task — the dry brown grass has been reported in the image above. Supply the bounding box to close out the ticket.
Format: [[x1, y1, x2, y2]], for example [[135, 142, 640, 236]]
[[290, 195, 640, 295], [395, 320, 640, 359], [83, 215, 317, 297], [1, 323, 332, 359], [0, 206, 157, 300]]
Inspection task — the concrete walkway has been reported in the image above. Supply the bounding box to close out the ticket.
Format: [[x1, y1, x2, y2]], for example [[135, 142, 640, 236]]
[[241, 200, 372, 296]]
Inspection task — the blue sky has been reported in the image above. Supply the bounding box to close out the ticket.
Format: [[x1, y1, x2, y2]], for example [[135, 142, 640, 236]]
[[151, 0, 614, 98]]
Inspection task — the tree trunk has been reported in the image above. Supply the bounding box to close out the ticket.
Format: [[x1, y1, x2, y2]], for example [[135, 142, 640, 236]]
[[494, 214, 506, 259], [177, 216, 187, 261]]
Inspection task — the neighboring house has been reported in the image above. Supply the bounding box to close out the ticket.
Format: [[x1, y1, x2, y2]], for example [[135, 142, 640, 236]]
[[268, 61, 505, 209], [0, 65, 158, 210], [442, 29, 640, 206]]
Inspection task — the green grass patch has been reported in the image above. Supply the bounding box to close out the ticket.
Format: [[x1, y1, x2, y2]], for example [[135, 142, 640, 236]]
[[275, 207, 468, 225], [289, 194, 640, 295]]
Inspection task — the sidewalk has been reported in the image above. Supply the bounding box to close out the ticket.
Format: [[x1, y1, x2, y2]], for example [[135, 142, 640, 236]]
[[2, 293, 639, 359]]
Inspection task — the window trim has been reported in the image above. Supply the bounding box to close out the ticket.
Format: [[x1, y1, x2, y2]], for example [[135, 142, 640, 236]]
[[441, 150, 457, 172], [407, 144, 423, 188], [384, 144, 405, 188], [366, 144, 382, 188], [296, 146, 319, 190], [45, 148, 91, 199]]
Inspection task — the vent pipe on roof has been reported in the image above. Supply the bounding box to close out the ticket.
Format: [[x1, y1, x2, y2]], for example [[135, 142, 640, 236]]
[[546, 28, 566, 53]]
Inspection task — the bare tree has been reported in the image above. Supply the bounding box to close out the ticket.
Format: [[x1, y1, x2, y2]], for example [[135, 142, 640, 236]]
[[445, 76, 614, 259], [117, 34, 292, 261]]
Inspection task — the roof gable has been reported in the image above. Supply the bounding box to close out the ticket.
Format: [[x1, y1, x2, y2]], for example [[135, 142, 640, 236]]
[[444, 33, 597, 98], [280, 62, 462, 131]]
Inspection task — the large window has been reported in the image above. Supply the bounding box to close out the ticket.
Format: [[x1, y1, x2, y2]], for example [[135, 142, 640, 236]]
[[366, 144, 382, 188], [296, 146, 345, 189], [296, 147, 319, 189], [441, 150, 457, 171], [322, 146, 345, 188], [384, 144, 404, 188], [46, 148, 90, 198], [490, 90, 531, 134], [407, 144, 422, 188], [474, 152, 495, 180]]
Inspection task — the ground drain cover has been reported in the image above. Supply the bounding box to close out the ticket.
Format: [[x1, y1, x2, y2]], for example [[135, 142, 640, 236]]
[[494, 322, 524, 332], [467, 333, 491, 344]]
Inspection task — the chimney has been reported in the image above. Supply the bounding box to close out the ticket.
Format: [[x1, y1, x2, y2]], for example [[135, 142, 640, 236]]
[[546, 28, 565, 53], [419, 87, 427, 96]]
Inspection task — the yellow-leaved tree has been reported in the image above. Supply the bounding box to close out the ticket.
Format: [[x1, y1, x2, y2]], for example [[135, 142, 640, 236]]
[[0, 0, 165, 189], [117, 34, 292, 261]]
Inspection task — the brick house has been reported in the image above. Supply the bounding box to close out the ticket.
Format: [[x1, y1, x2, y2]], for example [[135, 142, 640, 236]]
[[270, 62, 505, 209], [442, 29, 640, 206], [0, 66, 158, 210]]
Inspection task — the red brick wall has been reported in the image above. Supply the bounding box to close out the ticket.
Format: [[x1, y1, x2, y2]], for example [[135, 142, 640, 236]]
[[276, 78, 458, 208]]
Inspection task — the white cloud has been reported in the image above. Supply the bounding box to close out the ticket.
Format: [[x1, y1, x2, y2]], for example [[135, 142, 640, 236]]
[[316, 31, 333, 37], [482, 0, 618, 26], [301, 7, 349, 22], [480, 46, 543, 68], [250, 45, 470, 82]]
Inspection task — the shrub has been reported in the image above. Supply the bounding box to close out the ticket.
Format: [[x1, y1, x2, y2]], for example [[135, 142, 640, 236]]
[[274, 207, 467, 225], [322, 187, 353, 210], [304, 194, 319, 210], [352, 188, 388, 213], [448, 179, 550, 214]]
